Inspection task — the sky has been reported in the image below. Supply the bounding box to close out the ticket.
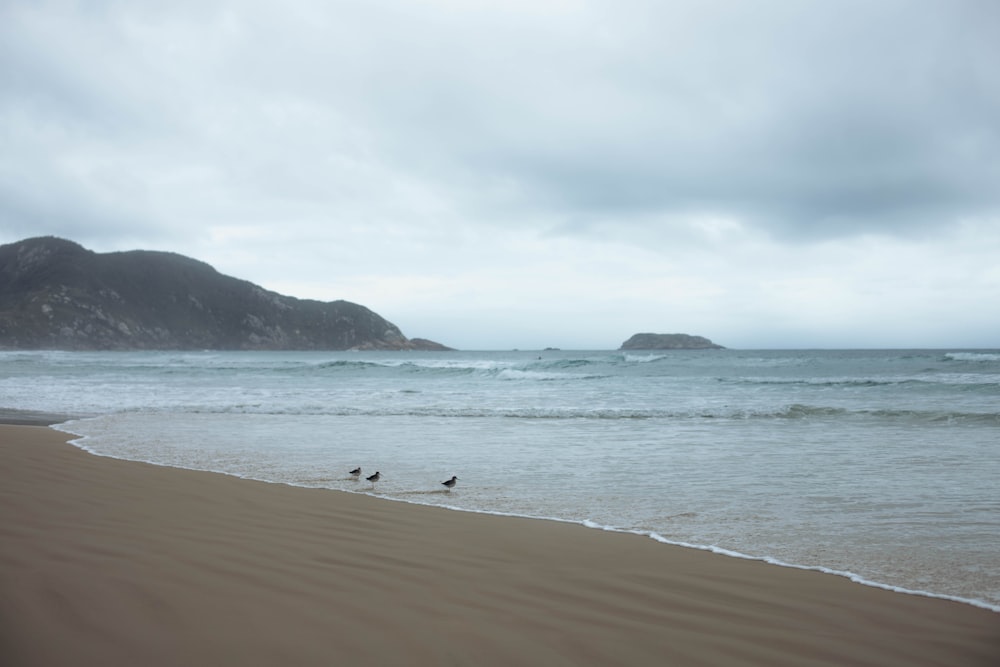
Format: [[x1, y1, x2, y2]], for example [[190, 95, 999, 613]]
[[2, 0, 998, 350]]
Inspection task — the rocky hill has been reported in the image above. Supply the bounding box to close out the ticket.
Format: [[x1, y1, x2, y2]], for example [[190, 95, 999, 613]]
[[620, 333, 724, 350], [0, 237, 451, 351]]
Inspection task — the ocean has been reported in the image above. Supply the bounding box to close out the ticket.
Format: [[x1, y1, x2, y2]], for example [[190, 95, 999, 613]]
[[2, 348, 998, 611]]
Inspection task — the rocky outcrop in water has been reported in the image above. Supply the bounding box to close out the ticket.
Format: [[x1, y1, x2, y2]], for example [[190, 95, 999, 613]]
[[0, 236, 452, 351], [620, 333, 724, 350]]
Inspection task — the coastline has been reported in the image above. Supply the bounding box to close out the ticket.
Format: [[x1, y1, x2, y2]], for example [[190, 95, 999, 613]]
[[2, 423, 998, 666]]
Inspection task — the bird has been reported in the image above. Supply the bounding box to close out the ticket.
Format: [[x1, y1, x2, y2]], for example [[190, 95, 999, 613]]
[[366, 471, 381, 489], [441, 475, 458, 491], [349, 467, 361, 479]]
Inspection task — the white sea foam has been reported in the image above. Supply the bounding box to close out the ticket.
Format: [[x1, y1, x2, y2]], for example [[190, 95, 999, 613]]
[[945, 351, 1000, 362], [622, 353, 667, 363]]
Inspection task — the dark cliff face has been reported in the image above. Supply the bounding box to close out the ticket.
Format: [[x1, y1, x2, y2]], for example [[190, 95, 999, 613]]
[[0, 237, 449, 351]]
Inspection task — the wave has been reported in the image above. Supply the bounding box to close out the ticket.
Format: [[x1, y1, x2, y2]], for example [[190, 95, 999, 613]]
[[732, 376, 924, 387], [729, 375, 999, 390], [287, 358, 508, 377], [493, 368, 604, 381], [944, 352, 1000, 363], [622, 353, 669, 363], [298, 357, 612, 381], [92, 402, 1000, 425], [785, 405, 1000, 425]]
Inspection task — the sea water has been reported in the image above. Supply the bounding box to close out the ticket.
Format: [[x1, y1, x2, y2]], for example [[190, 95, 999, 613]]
[[2, 348, 998, 611]]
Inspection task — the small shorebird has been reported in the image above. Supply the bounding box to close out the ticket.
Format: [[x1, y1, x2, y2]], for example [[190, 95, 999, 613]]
[[441, 475, 458, 491], [349, 467, 361, 479], [366, 471, 381, 489]]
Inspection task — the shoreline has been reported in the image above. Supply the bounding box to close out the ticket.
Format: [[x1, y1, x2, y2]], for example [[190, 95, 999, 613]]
[[2, 424, 998, 666], [47, 418, 1000, 615]]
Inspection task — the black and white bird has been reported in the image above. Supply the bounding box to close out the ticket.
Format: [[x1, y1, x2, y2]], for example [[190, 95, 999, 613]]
[[349, 467, 362, 479], [441, 475, 458, 491], [366, 471, 381, 488]]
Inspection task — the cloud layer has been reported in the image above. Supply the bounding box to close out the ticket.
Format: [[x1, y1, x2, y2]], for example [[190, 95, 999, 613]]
[[2, 1, 998, 348]]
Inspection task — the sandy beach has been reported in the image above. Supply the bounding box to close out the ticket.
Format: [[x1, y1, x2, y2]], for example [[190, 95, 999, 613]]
[[1, 424, 997, 666]]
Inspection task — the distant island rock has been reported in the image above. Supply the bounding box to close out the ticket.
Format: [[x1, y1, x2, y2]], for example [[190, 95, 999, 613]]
[[0, 236, 453, 351], [619, 333, 725, 350]]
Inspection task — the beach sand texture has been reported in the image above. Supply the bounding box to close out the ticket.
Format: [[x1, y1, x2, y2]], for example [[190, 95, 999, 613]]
[[2, 425, 997, 666]]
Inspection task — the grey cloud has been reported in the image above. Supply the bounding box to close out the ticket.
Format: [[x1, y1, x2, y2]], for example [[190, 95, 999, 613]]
[[313, 1, 1000, 242], [487, 22, 995, 240], [2, 0, 998, 250]]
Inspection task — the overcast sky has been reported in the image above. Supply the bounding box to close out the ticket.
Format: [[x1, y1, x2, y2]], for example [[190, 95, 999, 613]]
[[2, 1, 998, 349]]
